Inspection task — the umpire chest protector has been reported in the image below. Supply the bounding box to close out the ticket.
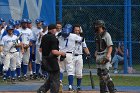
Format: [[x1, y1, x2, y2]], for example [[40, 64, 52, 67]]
[[95, 32, 107, 52]]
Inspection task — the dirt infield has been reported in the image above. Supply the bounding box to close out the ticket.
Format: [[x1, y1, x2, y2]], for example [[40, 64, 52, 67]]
[[0, 91, 138, 93]]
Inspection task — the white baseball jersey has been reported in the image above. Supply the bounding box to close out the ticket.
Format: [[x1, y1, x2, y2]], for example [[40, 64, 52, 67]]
[[58, 33, 82, 53], [18, 28, 33, 45], [31, 27, 43, 45], [0, 28, 4, 45], [73, 38, 87, 55], [1, 34, 20, 52]]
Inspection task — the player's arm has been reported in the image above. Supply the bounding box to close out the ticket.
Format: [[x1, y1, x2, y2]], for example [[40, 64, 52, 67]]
[[15, 40, 22, 47], [83, 41, 90, 56], [105, 33, 113, 59], [51, 36, 66, 57]]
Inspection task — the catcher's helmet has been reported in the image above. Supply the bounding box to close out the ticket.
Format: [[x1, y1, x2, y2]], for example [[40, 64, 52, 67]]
[[61, 28, 71, 38], [6, 25, 14, 31], [95, 20, 105, 28]]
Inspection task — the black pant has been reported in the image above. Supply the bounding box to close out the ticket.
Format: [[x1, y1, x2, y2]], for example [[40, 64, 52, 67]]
[[38, 71, 60, 93]]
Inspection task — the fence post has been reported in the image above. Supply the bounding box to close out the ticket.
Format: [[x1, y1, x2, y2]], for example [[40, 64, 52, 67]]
[[128, 0, 132, 68], [59, 0, 62, 22], [124, 0, 128, 74]]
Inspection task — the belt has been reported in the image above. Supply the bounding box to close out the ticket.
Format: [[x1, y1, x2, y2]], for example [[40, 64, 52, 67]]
[[74, 54, 83, 56], [10, 51, 17, 53], [66, 52, 73, 54], [97, 52, 106, 55]]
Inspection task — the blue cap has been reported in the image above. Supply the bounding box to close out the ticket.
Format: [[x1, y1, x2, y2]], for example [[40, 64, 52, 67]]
[[0, 18, 5, 22], [35, 19, 42, 24], [6, 25, 14, 30], [42, 21, 48, 28], [21, 18, 28, 23], [15, 20, 21, 25], [9, 19, 14, 24], [27, 19, 32, 24]]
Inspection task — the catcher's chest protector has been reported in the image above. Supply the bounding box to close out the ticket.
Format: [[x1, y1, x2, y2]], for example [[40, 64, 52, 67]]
[[95, 32, 107, 52]]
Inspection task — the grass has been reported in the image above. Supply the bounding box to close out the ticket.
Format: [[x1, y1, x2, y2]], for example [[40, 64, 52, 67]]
[[0, 75, 140, 86], [62, 75, 140, 86]]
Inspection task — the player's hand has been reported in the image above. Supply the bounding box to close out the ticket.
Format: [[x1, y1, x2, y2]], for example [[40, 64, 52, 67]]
[[86, 54, 91, 59], [60, 52, 66, 61]]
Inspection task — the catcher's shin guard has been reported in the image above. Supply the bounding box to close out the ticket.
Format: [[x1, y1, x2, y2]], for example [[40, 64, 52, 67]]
[[100, 80, 106, 93], [107, 80, 116, 93]]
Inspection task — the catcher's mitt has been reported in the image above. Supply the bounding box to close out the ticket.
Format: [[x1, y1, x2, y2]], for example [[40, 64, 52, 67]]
[[100, 58, 109, 64]]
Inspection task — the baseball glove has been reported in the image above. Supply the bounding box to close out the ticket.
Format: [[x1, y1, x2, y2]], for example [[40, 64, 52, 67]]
[[100, 58, 109, 64]]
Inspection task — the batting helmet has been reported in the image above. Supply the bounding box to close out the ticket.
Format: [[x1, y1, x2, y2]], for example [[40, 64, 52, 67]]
[[61, 28, 71, 38], [64, 24, 73, 32], [95, 20, 106, 28], [6, 25, 14, 31]]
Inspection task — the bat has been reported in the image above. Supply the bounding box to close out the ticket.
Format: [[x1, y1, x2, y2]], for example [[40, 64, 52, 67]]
[[86, 57, 95, 89]]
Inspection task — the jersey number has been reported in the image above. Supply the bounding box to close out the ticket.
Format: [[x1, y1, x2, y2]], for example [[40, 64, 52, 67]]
[[65, 39, 68, 47]]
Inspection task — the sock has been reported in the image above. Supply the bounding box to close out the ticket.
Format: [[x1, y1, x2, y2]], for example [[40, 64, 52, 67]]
[[68, 75, 73, 86], [16, 68, 21, 77], [21, 62, 23, 74], [77, 78, 82, 87], [36, 64, 40, 75], [0, 64, 3, 73], [60, 72, 63, 81], [3, 71, 7, 78], [11, 71, 15, 79], [32, 61, 36, 74], [23, 65, 28, 76], [6, 69, 11, 78]]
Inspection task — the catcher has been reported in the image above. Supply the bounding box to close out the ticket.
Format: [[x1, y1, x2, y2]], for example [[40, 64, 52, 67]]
[[94, 20, 116, 93]]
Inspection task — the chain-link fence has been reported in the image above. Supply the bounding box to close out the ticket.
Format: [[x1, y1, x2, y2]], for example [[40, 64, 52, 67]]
[[56, 0, 140, 74]]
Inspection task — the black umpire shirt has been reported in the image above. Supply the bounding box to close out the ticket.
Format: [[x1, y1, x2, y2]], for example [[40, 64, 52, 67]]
[[40, 32, 59, 72]]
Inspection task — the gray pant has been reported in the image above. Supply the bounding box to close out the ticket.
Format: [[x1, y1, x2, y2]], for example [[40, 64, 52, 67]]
[[37, 71, 60, 93]]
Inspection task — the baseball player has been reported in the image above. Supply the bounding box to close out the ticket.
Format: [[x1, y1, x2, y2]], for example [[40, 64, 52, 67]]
[[15, 20, 21, 30], [2, 25, 21, 83], [0, 21, 4, 76], [31, 19, 43, 79], [0, 18, 6, 29], [26, 19, 35, 79], [72, 24, 90, 91], [55, 21, 62, 36], [94, 20, 116, 93], [2, 21, 22, 81], [18, 18, 33, 80], [57, 24, 83, 91]]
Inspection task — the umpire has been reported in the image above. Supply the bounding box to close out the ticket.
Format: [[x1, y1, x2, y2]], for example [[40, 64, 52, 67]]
[[37, 24, 66, 93]]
